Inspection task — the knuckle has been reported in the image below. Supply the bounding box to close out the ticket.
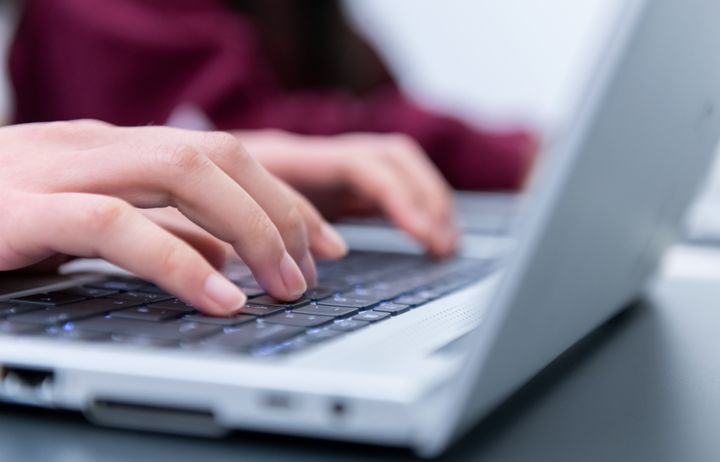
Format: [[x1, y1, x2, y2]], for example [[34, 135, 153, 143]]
[[282, 204, 305, 235], [389, 132, 415, 146], [85, 199, 130, 235], [302, 207, 324, 237], [157, 239, 190, 280], [249, 210, 277, 239], [35, 121, 79, 139], [155, 144, 211, 173], [389, 133, 422, 156], [206, 131, 240, 152], [237, 211, 282, 257], [204, 131, 250, 165]]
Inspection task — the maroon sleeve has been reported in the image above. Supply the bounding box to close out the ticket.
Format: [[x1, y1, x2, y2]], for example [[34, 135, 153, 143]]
[[9, 0, 537, 190]]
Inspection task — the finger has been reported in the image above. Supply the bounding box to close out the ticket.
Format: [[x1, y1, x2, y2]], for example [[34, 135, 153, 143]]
[[343, 156, 447, 255], [127, 128, 318, 291], [10, 193, 246, 316], [70, 139, 308, 301], [381, 136, 458, 254], [144, 209, 228, 270], [275, 180, 348, 262], [181, 131, 334, 280], [140, 207, 238, 265], [385, 135, 455, 224]]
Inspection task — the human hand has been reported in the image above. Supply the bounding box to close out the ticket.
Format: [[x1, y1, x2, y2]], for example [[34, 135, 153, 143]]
[[0, 121, 347, 315], [236, 130, 458, 257]]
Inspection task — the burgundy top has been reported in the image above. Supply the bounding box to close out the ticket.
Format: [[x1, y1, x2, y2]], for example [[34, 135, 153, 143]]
[[9, 0, 537, 190]]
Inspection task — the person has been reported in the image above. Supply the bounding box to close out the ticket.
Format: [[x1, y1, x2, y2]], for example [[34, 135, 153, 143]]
[[0, 120, 457, 315], [9, 0, 538, 191], [2, 1, 534, 317]]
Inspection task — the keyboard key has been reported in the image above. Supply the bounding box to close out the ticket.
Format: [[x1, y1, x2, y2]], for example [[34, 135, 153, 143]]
[[199, 323, 305, 352], [183, 313, 256, 326], [304, 286, 342, 300], [111, 306, 188, 322], [292, 304, 358, 319], [147, 298, 197, 311], [7, 299, 135, 325], [228, 275, 264, 297], [0, 303, 43, 318], [263, 337, 314, 355], [12, 292, 87, 306], [317, 296, 377, 309], [76, 317, 221, 342], [45, 326, 113, 342], [108, 292, 174, 305], [340, 288, 390, 301], [330, 319, 370, 333], [247, 295, 310, 309], [236, 305, 287, 317], [393, 294, 430, 307], [374, 302, 411, 315], [304, 328, 345, 343], [263, 312, 333, 328], [414, 289, 441, 301], [349, 288, 400, 301], [133, 284, 170, 296], [84, 279, 145, 292], [53, 287, 118, 299], [352, 311, 391, 323], [111, 335, 180, 348]]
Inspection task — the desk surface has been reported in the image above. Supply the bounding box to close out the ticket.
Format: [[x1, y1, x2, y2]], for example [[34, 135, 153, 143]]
[[1, 275, 720, 462]]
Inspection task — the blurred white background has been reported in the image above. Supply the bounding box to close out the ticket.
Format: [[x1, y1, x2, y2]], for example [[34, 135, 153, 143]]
[[346, 0, 624, 132], [346, 0, 720, 237]]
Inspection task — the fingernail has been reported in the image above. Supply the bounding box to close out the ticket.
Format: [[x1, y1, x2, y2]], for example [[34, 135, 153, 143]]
[[321, 223, 348, 255], [299, 251, 317, 287], [280, 251, 307, 298], [204, 273, 247, 312]]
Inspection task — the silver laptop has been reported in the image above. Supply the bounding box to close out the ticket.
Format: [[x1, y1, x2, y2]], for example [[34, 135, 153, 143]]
[[1, 0, 719, 456]]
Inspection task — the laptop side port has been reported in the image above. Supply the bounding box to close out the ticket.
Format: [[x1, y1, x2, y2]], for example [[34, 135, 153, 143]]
[[85, 399, 229, 437], [0, 365, 55, 404]]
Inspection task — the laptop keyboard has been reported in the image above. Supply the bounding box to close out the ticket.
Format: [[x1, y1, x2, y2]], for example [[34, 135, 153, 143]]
[[0, 251, 495, 357]]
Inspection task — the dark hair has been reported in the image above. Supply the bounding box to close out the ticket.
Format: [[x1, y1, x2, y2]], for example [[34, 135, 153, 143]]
[[228, 0, 392, 95]]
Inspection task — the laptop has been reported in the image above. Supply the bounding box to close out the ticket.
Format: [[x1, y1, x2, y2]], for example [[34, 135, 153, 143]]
[[1, 0, 719, 456]]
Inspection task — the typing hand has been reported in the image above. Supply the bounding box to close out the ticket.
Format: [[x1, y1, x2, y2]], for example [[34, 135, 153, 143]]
[[236, 130, 459, 257], [0, 121, 347, 315]]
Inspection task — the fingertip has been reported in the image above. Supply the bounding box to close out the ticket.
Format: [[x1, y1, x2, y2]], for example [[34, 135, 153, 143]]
[[320, 223, 348, 257], [439, 228, 460, 257], [279, 251, 308, 300], [203, 272, 247, 314], [407, 213, 458, 258]]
